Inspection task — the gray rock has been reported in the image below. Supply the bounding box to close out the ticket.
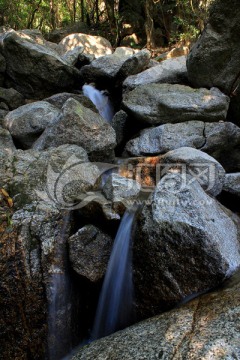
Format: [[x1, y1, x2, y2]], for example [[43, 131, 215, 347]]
[[19, 29, 46, 44], [124, 121, 205, 156], [33, 98, 116, 162], [0, 87, 25, 110], [114, 47, 137, 56], [68, 225, 113, 282], [0, 127, 16, 152], [122, 84, 229, 125], [3, 101, 60, 148], [58, 33, 113, 57], [0, 205, 52, 360], [44, 92, 97, 112], [161, 147, 225, 196], [111, 110, 128, 146], [187, 0, 240, 124], [80, 49, 151, 87], [123, 56, 188, 92], [0, 30, 82, 98], [187, 0, 240, 95], [133, 173, 240, 319], [223, 173, 240, 197], [72, 269, 240, 360], [61, 45, 84, 66], [201, 121, 240, 172], [124, 120, 240, 172], [0, 144, 96, 209], [103, 173, 141, 203]]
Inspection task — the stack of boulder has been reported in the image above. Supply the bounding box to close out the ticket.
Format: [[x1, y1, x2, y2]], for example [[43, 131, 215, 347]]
[[1, 0, 240, 357]]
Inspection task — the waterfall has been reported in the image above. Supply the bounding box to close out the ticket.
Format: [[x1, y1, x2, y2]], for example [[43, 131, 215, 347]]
[[82, 84, 114, 122], [91, 206, 137, 340], [47, 212, 72, 360]]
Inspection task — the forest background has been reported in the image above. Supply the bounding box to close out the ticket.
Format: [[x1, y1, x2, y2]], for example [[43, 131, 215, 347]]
[[0, 0, 212, 50]]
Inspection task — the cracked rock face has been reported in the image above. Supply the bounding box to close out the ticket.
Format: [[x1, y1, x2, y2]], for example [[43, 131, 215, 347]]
[[122, 84, 229, 125], [71, 269, 240, 360]]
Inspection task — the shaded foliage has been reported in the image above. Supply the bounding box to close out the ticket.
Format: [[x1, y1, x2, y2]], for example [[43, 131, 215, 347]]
[[0, 0, 211, 47]]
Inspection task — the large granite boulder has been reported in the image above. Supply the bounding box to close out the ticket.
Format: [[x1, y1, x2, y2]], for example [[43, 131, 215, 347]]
[[58, 33, 113, 57], [68, 225, 113, 282], [124, 121, 205, 156], [80, 49, 151, 88], [33, 98, 116, 161], [122, 84, 229, 125], [3, 101, 60, 148], [0, 206, 49, 360], [187, 0, 240, 124], [72, 270, 240, 359], [123, 56, 188, 92], [0, 30, 82, 98], [124, 120, 240, 172], [133, 173, 240, 319]]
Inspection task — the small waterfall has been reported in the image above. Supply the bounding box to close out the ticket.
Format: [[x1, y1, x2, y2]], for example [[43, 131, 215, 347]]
[[82, 84, 114, 122], [91, 206, 137, 340], [47, 212, 72, 360]]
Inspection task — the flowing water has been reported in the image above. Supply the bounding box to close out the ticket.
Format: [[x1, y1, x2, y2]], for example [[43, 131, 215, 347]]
[[82, 84, 114, 122], [91, 206, 137, 340], [47, 212, 72, 360]]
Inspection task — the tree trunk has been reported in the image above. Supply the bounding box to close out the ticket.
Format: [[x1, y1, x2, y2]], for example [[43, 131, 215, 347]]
[[144, 0, 155, 49], [104, 0, 115, 31], [50, 0, 56, 29]]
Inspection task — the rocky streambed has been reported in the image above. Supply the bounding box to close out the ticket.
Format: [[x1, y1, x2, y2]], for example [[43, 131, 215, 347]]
[[1, 0, 240, 358]]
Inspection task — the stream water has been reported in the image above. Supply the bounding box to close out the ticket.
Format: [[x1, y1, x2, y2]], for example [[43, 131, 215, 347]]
[[82, 84, 114, 122], [91, 206, 137, 340]]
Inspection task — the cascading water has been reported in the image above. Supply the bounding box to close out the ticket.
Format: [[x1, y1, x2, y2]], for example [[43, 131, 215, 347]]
[[47, 212, 72, 360], [82, 84, 114, 122], [91, 206, 137, 340]]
